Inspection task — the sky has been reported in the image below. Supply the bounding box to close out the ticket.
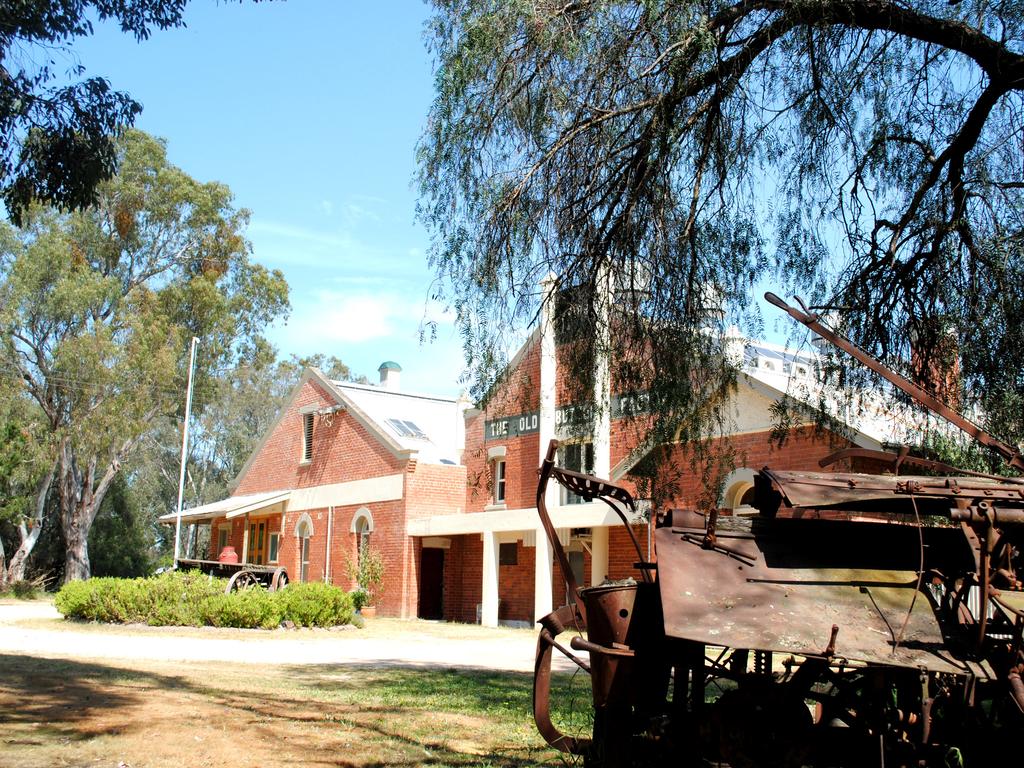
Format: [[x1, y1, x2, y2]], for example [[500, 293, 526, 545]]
[[71, 1, 467, 395]]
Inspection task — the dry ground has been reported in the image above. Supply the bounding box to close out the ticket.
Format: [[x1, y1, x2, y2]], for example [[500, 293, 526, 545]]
[[0, 602, 591, 768]]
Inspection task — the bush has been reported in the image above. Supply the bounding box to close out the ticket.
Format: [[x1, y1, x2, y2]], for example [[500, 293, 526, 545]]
[[201, 589, 282, 629], [54, 571, 356, 629], [5, 575, 48, 599], [350, 586, 369, 611], [276, 582, 354, 627]]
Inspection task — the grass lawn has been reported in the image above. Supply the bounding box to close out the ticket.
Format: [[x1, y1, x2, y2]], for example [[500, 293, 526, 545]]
[[0, 654, 593, 768]]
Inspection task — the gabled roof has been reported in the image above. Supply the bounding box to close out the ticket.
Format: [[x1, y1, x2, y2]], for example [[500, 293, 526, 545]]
[[331, 380, 462, 465], [229, 367, 463, 493], [611, 337, 928, 479]]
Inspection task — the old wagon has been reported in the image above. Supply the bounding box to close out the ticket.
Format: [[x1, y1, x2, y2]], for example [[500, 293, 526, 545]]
[[174, 557, 289, 593], [530, 296, 1024, 767]]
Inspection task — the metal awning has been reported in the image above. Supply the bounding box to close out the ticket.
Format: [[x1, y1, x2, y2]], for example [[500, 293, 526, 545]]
[[157, 490, 291, 524]]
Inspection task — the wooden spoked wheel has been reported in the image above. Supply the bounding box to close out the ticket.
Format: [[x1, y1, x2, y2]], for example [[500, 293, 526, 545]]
[[225, 569, 261, 593]]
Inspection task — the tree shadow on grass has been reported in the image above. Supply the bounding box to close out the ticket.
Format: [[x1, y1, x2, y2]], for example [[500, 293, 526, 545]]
[[0, 653, 193, 740], [0, 655, 589, 767]]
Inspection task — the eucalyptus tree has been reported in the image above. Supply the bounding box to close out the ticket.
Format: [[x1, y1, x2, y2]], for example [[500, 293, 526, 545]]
[[418, 0, 1024, 481], [0, 380, 54, 586], [0, 130, 289, 581], [0, 0, 272, 225]]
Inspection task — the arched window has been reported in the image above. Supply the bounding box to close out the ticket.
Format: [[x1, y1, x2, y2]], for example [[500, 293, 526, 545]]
[[719, 468, 758, 513], [351, 507, 375, 567], [294, 513, 314, 582]]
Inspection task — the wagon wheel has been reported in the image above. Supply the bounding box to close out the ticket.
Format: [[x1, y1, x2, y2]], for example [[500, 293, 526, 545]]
[[270, 567, 289, 592], [225, 569, 261, 593]]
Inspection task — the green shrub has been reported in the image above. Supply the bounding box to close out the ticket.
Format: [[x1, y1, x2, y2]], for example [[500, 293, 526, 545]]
[[350, 586, 369, 611], [53, 579, 96, 619], [142, 571, 224, 626], [276, 582, 354, 627], [54, 571, 356, 629], [10, 577, 46, 599], [201, 589, 282, 629], [55, 571, 226, 625]]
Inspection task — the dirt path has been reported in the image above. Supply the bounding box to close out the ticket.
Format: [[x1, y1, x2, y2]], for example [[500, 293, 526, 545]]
[[0, 600, 582, 672]]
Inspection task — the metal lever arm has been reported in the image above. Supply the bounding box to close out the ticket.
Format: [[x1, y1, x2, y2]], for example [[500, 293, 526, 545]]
[[766, 292, 1024, 473]]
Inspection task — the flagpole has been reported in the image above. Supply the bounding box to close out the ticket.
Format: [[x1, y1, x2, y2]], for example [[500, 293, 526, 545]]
[[173, 337, 199, 567]]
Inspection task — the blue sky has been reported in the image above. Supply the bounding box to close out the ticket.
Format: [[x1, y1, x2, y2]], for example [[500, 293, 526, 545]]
[[72, 1, 466, 395]]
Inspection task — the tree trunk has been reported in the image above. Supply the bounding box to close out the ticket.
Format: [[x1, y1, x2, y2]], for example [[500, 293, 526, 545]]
[[59, 440, 96, 583], [63, 508, 92, 583], [3, 458, 57, 585], [58, 438, 130, 583]]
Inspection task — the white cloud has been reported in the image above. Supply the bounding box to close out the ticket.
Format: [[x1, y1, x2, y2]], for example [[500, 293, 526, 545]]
[[248, 219, 353, 250], [266, 286, 465, 396], [341, 202, 381, 224], [285, 292, 397, 344], [320, 200, 335, 217]]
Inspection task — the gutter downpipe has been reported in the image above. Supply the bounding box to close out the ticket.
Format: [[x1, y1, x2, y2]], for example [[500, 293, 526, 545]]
[[326, 506, 334, 583]]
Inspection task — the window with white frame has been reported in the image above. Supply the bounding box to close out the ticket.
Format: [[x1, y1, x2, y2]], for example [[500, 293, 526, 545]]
[[268, 532, 280, 563], [301, 412, 314, 462], [493, 459, 507, 504], [560, 441, 594, 505]]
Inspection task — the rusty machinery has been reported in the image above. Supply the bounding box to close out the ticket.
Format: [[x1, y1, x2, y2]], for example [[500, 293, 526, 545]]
[[531, 294, 1024, 767]]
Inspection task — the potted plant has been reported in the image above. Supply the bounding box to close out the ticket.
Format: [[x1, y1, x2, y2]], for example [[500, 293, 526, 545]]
[[346, 542, 384, 617]]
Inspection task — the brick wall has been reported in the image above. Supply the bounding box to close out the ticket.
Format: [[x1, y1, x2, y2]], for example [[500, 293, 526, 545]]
[[234, 377, 402, 495], [444, 534, 482, 623]]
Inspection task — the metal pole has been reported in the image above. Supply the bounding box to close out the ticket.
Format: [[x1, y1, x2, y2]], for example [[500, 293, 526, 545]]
[[173, 337, 200, 567]]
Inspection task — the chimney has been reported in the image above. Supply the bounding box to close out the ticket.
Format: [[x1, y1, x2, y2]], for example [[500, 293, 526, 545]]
[[909, 319, 960, 408], [378, 361, 402, 391]]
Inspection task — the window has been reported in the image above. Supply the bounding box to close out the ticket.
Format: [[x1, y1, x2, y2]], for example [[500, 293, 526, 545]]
[[499, 542, 518, 566], [493, 459, 506, 504], [294, 513, 314, 582], [300, 535, 311, 582], [216, 524, 231, 555], [386, 418, 428, 439], [355, 515, 372, 556], [561, 441, 594, 505], [302, 412, 314, 462], [268, 532, 280, 563]]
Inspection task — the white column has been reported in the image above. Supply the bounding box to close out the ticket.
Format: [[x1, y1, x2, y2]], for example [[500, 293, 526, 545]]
[[481, 531, 500, 627], [591, 525, 609, 586], [240, 512, 250, 564], [593, 262, 612, 480], [535, 274, 559, 622], [591, 265, 613, 590], [534, 530, 554, 622]]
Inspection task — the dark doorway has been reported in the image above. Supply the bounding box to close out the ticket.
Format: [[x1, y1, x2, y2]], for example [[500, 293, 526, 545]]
[[418, 547, 445, 619], [566, 550, 585, 603]]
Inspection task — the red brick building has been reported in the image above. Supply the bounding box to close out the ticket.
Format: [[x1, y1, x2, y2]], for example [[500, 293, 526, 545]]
[[167, 291, 909, 625]]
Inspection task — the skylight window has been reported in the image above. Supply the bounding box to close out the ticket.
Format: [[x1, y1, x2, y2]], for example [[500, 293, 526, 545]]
[[386, 418, 428, 440]]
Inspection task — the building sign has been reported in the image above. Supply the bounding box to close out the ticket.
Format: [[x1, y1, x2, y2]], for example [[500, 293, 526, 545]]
[[484, 391, 652, 441], [485, 412, 540, 440]]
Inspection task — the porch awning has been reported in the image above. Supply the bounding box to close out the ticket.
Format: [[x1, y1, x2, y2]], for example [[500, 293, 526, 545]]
[[157, 490, 291, 524]]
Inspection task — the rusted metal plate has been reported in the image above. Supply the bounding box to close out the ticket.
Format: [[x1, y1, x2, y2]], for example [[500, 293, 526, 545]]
[[656, 517, 988, 676], [761, 469, 1024, 510]]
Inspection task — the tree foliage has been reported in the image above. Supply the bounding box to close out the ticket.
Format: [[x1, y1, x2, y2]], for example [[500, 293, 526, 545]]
[[0, 129, 290, 581], [418, 0, 1024, 472], [0, 1, 268, 225]]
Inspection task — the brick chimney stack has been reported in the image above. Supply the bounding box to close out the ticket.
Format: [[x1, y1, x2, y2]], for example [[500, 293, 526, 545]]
[[909, 319, 960, 408]]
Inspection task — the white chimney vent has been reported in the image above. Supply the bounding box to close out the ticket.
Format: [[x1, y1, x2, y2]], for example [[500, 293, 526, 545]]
[[378, 361, 402, 391]]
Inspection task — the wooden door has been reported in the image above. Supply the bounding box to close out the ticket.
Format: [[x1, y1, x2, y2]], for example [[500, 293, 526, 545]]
[[248, 521, 267, 564]]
